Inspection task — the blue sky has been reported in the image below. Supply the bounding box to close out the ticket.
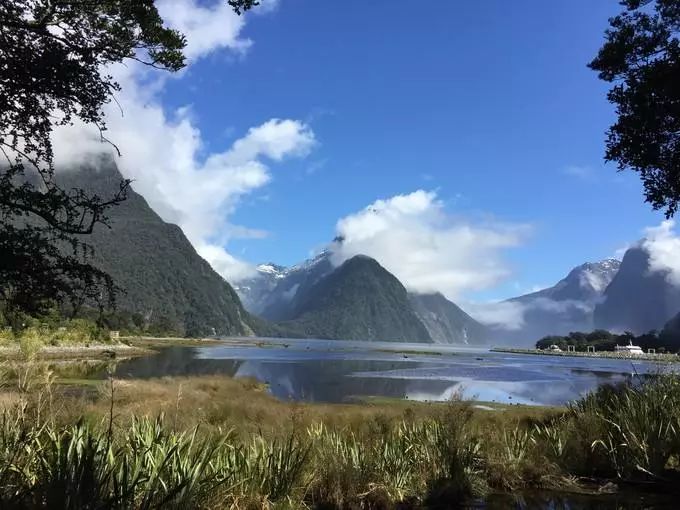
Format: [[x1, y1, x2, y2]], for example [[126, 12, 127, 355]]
[[62, 0, 672, 302]]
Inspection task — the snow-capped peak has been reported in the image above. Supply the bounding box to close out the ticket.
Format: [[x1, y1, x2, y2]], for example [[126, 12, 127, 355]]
[[256, 263, 287, 278], [576, 259, 621, 293]]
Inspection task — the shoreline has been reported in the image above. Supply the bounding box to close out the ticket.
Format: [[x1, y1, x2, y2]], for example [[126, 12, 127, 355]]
[[0, 342, 152, 360], [492, 347, 680, 363], [0, 336, 224, 361]]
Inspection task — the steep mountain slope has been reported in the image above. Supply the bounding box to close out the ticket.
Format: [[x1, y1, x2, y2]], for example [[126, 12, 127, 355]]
[[58, 160, 257, 337], [408, 293, 488, 345], [236, 251, 487, 344], [493, 259, 621, 345], [514, 260, 621, 303], [594, 247, 680, 334], [279, 256, 432, 342], [258, 252, 334, 321], [234, 263, 287, 315], [661, 312, 680, 349]]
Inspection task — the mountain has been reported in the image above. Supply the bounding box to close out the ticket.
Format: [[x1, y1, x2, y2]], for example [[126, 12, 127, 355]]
[[240, 251, 335, 322], [594, 247, 680, 334], [514, 259, 621, 303], [260, 252, 335, 321], [408, 292, 488, 345], [278, 255, 432, 342], [57, 159, 258, 337], [494, 259, 621, 345], [233, 263, 287, 315], [661, 311, 680, 349], [235, 251, 488, 344]]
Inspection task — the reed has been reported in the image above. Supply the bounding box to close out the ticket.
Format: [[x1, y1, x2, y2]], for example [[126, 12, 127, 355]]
[[0, 368, 678, 507]]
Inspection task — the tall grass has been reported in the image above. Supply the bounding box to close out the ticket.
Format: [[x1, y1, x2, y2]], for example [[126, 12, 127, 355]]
[[571, 375, 680, 480], [0, 370, 678, 507]]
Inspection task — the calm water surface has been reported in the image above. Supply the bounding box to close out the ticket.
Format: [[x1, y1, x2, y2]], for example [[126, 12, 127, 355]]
[[111, 338, 677, 406]]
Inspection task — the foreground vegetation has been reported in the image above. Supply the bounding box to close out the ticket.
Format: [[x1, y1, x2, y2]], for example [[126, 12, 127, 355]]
[[0, 316, 112, 351], [0, 365, 678, 508]]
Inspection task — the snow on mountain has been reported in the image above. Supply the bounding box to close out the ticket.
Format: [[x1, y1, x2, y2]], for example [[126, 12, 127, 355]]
[[489, 258, 622, 346]]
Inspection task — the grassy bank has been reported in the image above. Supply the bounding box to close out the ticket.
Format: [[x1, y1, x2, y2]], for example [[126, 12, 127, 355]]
[[492, 347, 680, 363], [0, 318, 153, 360], [0, 364, 678, 508]]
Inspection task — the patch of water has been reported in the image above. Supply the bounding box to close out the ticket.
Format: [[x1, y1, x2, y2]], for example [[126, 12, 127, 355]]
[[107, 338, 679, 406]]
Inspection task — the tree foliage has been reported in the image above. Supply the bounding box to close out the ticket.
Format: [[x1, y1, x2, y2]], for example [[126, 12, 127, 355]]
[[590, 0, 680, 217], [536, 328, 680, 353], [0, 0, 257, 323]]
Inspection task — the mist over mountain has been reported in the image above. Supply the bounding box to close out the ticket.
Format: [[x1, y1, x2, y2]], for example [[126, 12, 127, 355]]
[[594, 247, 680, 334], [57, 160, 259, 337], [490, 259, 621, 345]]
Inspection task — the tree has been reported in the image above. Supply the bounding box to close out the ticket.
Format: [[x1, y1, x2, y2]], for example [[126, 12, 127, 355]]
[[0, 1, 257, 323], [589, 0, 680, 218]]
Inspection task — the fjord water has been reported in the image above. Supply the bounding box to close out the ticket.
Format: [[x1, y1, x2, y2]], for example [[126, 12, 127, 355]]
[[112, 338, 673, 406]]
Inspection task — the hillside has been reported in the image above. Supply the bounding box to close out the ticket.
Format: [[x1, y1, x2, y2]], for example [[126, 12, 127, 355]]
[[594, 247, 680, 334], [57, 159, 258, 337], [279, 256, 432, 342], [408, 292, 487, 345]]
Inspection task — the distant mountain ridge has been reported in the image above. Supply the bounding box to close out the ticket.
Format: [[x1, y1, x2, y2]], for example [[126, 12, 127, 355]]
[[277, 255, 432, 342], [57, 160, 259, 337], [236, 251, 335, 322], [493, 259, 622, 345], [61, 163, 680, 345], [594, 246, 680, 334], [236, 251, 488, 344], [235, 263, 287, 315], [513, 259, 621, 303]]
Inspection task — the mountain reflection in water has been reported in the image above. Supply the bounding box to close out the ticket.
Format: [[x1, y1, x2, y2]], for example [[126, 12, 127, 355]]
[[109, 338, 673, 406]]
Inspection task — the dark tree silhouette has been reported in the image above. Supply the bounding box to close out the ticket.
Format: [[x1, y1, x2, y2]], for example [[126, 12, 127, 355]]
[[0, 1, 257, 324], [589, 0, 680, 218]]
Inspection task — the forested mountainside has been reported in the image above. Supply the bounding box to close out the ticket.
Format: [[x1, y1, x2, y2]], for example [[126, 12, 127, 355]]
[[277, 256, 432, 342], [58, 160, 258, 337]]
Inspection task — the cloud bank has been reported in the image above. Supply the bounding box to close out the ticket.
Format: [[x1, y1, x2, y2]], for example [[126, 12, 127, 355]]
[[463, 301, 527, 330], [51, 0, 314, 282], [643, 220, 680, 286], [330, 190, 530, 299]]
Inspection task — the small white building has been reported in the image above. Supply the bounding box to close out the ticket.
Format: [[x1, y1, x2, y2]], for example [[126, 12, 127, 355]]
[[615, 340, 644, 356], [548, 344, 562, 352]]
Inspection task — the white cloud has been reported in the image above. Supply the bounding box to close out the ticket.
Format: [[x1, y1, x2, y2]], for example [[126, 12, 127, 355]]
[[330, 190, 530, 299], [156, 0, 250, 60], [642, 220, 680, 286], [562, 165, 595, 180], [51, 1, 316, 283], [463, 301, 526, 331], [465, 297, 593, 332]]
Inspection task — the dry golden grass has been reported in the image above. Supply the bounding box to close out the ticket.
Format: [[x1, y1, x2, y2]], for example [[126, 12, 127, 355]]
[[65, 374, 559, 442]]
